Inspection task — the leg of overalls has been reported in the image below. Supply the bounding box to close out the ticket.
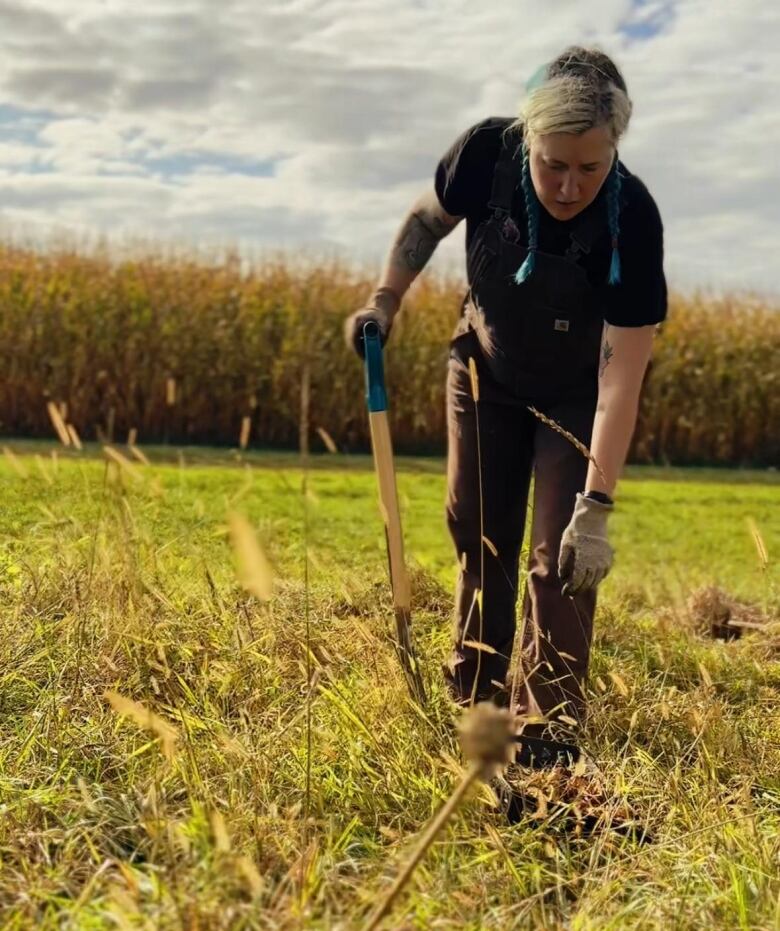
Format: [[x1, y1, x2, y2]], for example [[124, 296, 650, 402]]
[[514, 396, 598, 735], [443, 351, 535, 706]]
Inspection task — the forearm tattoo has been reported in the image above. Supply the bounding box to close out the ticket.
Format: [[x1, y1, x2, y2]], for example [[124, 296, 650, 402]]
[[599, 328, 614, 378], [392, 210, 450, 272]]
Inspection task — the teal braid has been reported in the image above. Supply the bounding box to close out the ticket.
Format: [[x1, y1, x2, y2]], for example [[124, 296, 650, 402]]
[[514, 147, 539, 284], [607, 164, 622, 285]]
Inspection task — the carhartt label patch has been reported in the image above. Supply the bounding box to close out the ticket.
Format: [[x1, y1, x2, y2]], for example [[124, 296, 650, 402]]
[[554, 319, 570, 332]]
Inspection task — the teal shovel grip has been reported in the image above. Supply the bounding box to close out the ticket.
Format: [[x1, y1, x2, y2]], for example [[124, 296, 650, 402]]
[[363, 321, 387, 413]]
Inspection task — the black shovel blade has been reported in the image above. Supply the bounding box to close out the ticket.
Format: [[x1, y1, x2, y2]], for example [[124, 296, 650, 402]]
[[512, 734, 581, 769], [394, 605, 426, 706]]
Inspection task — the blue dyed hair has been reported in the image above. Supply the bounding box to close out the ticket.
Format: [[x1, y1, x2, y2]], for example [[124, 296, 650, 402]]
[[514, 154, 623, 287], [514, 148, 539, 284], [606, 162, 622, 285]]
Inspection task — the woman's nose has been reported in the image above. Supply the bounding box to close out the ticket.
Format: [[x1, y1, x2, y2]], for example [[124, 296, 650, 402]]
[[560, 173, 580, 200]]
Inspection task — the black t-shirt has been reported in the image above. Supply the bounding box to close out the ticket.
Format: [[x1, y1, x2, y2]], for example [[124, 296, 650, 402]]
[[434, 117, 667, 327]]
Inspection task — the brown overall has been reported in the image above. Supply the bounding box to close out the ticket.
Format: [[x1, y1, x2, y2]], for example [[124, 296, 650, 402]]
[[443, 131, 606, 736]]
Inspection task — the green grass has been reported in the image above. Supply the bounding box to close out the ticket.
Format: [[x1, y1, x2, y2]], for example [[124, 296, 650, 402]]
[[0, 440, 778, 928]]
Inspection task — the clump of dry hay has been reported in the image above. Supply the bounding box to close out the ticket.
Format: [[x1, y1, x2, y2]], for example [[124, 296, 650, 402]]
[[503, 762, 646, 837], [685, 585, 771, 641]]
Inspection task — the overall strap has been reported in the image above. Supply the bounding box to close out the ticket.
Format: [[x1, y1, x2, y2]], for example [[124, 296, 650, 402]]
[[487, 127, 523, 218], [565, 163, 629, 264], [564, 202, 608, 264]]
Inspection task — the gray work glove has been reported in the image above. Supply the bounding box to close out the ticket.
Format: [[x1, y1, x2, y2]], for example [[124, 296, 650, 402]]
[[343, 286, 400, 358], [558, 493, 614, 597]]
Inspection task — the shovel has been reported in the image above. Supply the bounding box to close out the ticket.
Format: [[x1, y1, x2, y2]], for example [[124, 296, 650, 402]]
[[363, 320, 427, 706]]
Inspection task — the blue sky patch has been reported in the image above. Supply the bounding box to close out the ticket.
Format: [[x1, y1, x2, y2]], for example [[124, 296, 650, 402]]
[[619, 0, 676, 42], [0, 102, 54, 144], [140, 152, 277, 180]]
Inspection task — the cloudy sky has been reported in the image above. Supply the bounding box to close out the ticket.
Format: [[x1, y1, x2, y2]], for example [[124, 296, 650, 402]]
[[0, 0, 778, 295]]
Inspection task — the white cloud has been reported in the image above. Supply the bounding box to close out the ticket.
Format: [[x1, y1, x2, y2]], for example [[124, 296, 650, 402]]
[[0, 0, 778, 295], [0, 141, 45, 167]]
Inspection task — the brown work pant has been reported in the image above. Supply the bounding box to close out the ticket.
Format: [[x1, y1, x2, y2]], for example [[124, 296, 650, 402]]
[[443, 337, 598, 733]]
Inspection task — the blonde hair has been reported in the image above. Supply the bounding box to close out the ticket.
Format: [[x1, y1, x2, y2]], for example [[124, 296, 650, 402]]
[[505, 46, 632, 149]]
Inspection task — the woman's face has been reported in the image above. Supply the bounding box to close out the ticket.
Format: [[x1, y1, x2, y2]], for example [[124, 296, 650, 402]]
[[529, 126, 615, 221]]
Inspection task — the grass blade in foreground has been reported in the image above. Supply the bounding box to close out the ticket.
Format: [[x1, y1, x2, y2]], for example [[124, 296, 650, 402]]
[[363, 321, 427, 706]]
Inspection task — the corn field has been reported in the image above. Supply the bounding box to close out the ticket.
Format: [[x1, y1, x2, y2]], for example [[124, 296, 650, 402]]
[[0, 243, 777, 464]]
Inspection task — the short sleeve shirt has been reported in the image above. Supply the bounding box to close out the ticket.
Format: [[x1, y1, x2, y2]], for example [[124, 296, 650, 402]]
[[434, 117, 667, 327]]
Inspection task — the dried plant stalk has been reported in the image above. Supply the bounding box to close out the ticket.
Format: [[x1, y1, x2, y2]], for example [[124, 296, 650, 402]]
[[527, 405, 608, 486], [239, 415, 251, 450], [46, 401, 71, 446]]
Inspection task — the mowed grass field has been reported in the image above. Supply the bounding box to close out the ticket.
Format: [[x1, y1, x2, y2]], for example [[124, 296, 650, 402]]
[[0, 441, 778, 929]]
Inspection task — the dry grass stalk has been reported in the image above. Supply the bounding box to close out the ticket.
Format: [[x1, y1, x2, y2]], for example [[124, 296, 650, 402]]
[[128, 444, 151, 466], [747, 518, 769, 570], [229, 512, 274, 601], [166, 377, 176, 406], [527, 405, 608, 486], [465, 354, 486, 706], [46, 401, 71, 446], [364, 765, 481, 930], [316, 426, 338, 454], [104, 690, 178, 759], [66, 424, 83, 450], [103, 445, 140, 479], [468, 356, 480, 402], [127, 427, 138, 446], [363, 704, 512, 930], [239, 415, 251, 450], [3, 445, 28, 478], [236, 855, 264, 897], [300, 362, 311, 458], [210, 810, 231, 853], [608, 671, 630, 698], [34, 454, 54, 485], [461, 638, 498, 654]]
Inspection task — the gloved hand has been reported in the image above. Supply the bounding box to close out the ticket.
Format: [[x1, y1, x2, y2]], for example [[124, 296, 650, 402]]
[[558, 493, 614, 597], [343, 286, 401, 358]]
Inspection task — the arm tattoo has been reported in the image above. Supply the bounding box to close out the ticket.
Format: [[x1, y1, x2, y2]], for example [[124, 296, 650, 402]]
[[599, 328, 614, 378], [393, 210, 451, 272]]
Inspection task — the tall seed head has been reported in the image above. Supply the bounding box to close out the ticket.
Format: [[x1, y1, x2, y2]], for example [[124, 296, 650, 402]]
[[457, 702, 514, 780], [468, 357, 480, 403]]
